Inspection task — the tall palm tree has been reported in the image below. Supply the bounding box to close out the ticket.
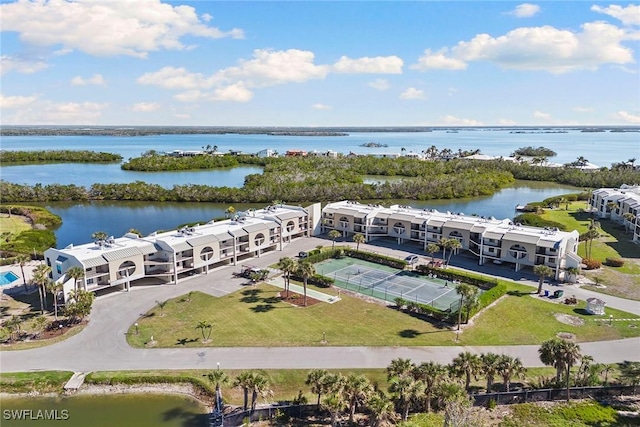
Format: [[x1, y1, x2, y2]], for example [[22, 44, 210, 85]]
[[323, 391, 347, 427], [444, 238, 462, 268], [456, 283, 480, 324], [450, 351, 481, 391], [32, 264, 52, 314], [343, 373, 372, 423], [66, 266, 85, 291], [91, 231, 108, 245], [233, 370, 256, 411], [305, 369, 330, 406], [533, 264, 554, 294], [249, 372, 272, 412], [389, 375, 422, 421], [387, 358, 415, 380], [497, 355, 526, 392], [353, 233, 365, 251], [225, 206, 236, 218], [558, 341, 582, 402], [435, 381, 471, 426], [207, 369, 229, 411], [426, 243, 440, 263], [413, 361, 447, 413], [539, 338, 566, 384], [15, 254, 30, 291], [622, 213, 636, 234], [438, 238, 449, 267], [481, 353, 501, 393], [328, 229, 341, 249], [46, 281, 63, 320], [277, 257, 296, 298], [296, 261, 315, 307]]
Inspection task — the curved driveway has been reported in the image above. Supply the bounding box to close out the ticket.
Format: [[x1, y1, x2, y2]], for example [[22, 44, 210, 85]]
[[2, 238, 639, 373]]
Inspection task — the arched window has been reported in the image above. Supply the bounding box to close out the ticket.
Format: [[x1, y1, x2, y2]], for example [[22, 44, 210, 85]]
[[254, 233, 265, 246], [118, 260, 136, 278], [449, 230, 463, 243], [509, 244, 527, 260], [339, 216, 349, 229], [286, 221, 295, 232], [393, 222, 406, 234], [200, 246, 214, 261]]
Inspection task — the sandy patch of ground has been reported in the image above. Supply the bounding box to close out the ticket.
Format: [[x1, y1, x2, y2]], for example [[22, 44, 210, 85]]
[[554, 313, 585, 326]]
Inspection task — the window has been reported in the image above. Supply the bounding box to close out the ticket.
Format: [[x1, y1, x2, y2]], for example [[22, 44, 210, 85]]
[[200, 246, 214, 261], [118, 260, 136, 278], [509, 244, 527, 260], [393, 222, 406, 234], [286, 221, 295, 232], [56, 265, 62, 274], [254, 233, 265, 246]]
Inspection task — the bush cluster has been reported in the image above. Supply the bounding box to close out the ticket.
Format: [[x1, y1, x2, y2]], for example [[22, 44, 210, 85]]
[[394, 298, 451, 322], [582, 259, 602, 270], [344, 249, 407, 269], [604, 258, 625, 267]]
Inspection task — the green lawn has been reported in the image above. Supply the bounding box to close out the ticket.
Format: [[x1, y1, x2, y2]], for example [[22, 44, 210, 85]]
[[128, 283, 640, 349], [0, 215, 31, 235]]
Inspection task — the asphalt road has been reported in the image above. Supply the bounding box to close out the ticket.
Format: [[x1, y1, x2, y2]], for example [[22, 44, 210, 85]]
[[2, 237, 638, 373]]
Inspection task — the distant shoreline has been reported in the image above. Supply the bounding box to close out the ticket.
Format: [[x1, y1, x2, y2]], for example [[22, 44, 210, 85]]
[[1, 125, 638, 137]]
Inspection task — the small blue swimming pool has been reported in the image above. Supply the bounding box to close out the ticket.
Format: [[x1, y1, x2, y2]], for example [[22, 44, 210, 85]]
[[0, 271, 20, 286]]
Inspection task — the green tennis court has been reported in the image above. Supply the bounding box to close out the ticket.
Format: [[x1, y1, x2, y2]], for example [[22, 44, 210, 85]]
[[316, 257, 465, 311]]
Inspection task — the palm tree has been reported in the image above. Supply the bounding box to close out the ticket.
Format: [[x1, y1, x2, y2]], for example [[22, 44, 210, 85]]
[[580, 218, 601, 260], [456, 283, 480, 324], [387, 358, 415, 380], [622, 213, 636, 234], [277, 257, 296, 298], [196, 320, 212, 342], [413, 361, 447, 413], [225, 206, 236, 218], [31, 315, 48, 338], [343, 373, 372, 423], [533, 264, 554, 294], [426, 243, 440, 263], [438, 238, 449, 266], [233, 370, 256, 412], [328, 229, 341, 249], [207, 369, 229, 411], [5, 315, 23, 341], [249, 372, 272, 412], [66, 266, 85, 291], [32, 264, 52, 314], [296, 261, 315, 307], [497, 355, 526, 392], [323, 391, 347, 427], [46, 280, 63, 320], [481, 353, 501, 393], [558, 341, 582, 401], [539, 338, 566, 384], [435, 381, 472, 427], [15, 254, 30, 291], [444, 238, 462, 268], [353, 233, 365, 251], [389, 375, 422, 421], [366, 390, 396, 427], [450, 351, 481, 391], [306, 369, 330, 406]]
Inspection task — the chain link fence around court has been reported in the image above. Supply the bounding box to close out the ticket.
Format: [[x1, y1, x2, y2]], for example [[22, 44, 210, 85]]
[[316, 257, 463, 312]]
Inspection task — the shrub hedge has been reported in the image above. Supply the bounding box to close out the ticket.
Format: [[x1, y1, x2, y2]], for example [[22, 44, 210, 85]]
[[604, 258, 625, 267], [583, 258, 602, 270], [344, 249, 408, 269]]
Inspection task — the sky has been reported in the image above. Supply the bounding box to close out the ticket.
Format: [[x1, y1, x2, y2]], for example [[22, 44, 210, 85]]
[[0, 1, 639, 127]]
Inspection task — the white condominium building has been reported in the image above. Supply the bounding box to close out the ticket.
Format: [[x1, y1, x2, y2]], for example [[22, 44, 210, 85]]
[[589, 185, 640, 241], [322, 201, 581, 280], [45, 203, 321, 298]]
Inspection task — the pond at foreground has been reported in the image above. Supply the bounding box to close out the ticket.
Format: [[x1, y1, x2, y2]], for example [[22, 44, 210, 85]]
[[1, 394, 209, 427]]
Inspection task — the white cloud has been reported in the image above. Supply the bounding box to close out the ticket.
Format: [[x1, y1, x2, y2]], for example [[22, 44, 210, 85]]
[[311, 103, 331, 110], [415, 21, 638, 73], [332, 55, 403, 74], [368, 78, 390, 91], [131, 102, 161, 112], [174, 90, 204, 103], [533, 110, 552, 120], [0, 94, 39, 109], [2, 100, 107, 124], [612, 110, 640, 123], [0, 55, 48, 75], [138, 67, 215, 90], [71, 74, 106, 86], [591, 4, 640, 26], [573, 106, 594, 113], [439, 115, 483, 126], [507, 3, 541, 18], [399, 87, 425, 100], [210, 83, 253, 102], [412, 49, 467, 71], [0, 0, 244, 58]]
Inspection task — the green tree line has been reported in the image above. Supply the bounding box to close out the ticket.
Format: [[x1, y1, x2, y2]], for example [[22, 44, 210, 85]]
[[0, 150, 122, 163]]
